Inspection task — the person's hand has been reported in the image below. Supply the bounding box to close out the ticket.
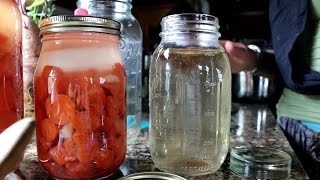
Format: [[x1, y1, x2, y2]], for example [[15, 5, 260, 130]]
[[220, 40, 258, 73]]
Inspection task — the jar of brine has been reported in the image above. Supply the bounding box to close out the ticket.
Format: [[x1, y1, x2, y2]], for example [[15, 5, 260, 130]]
[[149, 13, 231, 176], [34, 16, 126, 179]]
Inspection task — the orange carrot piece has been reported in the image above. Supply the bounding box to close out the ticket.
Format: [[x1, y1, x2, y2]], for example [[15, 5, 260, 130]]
[[39, 118, 58, 142], [50, 146, 68, 165], [87, 84, 106, 107], [72, 132, 97, 163], [41, 65, 67, 95], [112, 63, 126, 81], [63, 137, 76, 157], [93, 149, 114, 170], [71, 109, 101, 133], [36, 138, 52, 161], [46, 95, 75, 125]]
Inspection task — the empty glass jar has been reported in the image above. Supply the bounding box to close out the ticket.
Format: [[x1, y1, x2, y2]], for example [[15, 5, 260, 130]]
[[149, 14, 231, 176], [77, 0, 143, 142]]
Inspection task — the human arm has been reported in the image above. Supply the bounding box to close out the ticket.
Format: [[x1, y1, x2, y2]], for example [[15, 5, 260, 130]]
[[220, 40, 279, 79]]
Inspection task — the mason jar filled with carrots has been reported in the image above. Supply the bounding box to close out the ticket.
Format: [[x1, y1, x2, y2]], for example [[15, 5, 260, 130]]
[[34, 16, 126, 179]]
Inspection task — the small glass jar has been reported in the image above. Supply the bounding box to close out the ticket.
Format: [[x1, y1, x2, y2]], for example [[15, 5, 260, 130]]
[[34, 16, 126, 179], [77, 0, 143, 143], [0, 0, 24, 132], [149, 14, 231, 176]]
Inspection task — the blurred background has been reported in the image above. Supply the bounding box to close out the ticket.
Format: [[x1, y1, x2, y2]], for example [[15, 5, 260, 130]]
[[53, 0, 281, 114]]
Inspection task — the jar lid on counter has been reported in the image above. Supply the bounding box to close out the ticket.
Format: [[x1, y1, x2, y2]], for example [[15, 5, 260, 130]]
[[40, 15, 120, 36], [230, 146, 292, 179], [117, 172, 187, 180]]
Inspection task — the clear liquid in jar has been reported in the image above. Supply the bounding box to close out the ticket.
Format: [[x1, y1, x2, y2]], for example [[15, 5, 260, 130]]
[[149, 48, 231, 176]]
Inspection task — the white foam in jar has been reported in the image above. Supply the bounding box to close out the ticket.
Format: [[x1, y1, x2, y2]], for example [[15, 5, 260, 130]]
[[36, 47, 122, 74]]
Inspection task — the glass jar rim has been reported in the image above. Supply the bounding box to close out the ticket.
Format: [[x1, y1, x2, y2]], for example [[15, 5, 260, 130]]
[[162, 13, 219, 25], [160, 13, 220, 37]]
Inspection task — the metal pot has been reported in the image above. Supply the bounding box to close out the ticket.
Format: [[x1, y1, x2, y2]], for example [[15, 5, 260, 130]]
[[232, 71, 281, 103]]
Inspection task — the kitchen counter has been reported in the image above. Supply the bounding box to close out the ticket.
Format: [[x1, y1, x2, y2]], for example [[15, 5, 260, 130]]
[[16, 103, 309, 179]]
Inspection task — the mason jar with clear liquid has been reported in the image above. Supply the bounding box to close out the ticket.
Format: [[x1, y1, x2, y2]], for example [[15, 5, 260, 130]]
[[149, 14, 231, 176], [77, 0, 142, 142]]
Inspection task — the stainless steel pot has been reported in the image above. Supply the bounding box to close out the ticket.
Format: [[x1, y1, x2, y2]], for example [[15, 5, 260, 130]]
[[232, 71, 282, 103]]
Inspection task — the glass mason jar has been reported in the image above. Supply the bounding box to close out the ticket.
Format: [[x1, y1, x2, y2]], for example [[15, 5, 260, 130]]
[[34, 16, 126, 179], [0, 0, 24, 132], [77, 0, 143, 142], [149, 14, 231, 176]]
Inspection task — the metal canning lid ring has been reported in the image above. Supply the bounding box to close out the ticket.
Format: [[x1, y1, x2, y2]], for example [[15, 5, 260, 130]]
[[39, 15, 121, 36], [117, 172, 187, 180]]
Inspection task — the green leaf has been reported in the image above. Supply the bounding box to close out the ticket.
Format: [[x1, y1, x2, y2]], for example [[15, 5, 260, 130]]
[[26, 0, 45, 10], [25, 0, 55, 26]]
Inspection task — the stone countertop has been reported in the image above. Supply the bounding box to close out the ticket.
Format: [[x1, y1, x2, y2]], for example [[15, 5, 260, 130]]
[[16, 103, 309, 180]]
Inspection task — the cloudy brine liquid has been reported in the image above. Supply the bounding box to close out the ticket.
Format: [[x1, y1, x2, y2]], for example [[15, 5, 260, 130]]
[[149, 48, 231, 176]]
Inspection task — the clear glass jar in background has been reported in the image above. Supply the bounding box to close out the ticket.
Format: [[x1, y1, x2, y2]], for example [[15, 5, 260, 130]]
[[0, 0, 24, 132], [77, 0, 143, 143], [34, 16, 126, 179], [149, 14, 231, 176]]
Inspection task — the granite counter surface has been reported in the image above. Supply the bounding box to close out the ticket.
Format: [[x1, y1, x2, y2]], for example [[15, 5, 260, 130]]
[[15, 103, 309, 179]]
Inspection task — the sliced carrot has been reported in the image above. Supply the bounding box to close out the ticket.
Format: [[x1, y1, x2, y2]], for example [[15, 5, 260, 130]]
[[87, 84, 106, 107], [63, 137, 76, 157], [50, 146, 68, 165], [36, 137, 52, 161], [67, 83, 82, 105], [101, 81, 124, 98], [115, 94, 126, 118], [93, 149, 114, 170], [71, 71, 90, 92], [101, 64, 126, 98], [106, 134, 116, 150], [69, 74, 92, 111], [34, 77, 49, 120], [71, 109, 101, 133], [112, 63, 126, 82], [71, 84, 107, 133], [41, 65, 54, 84], [88, 107, 103, 131], [39, 118, 58, 142], [41, 65, 67, 95], [72, 132, 97, 163], [102, 116, 114, 135], [102, 96, 124, 135], [93, 132, 117, 151], [105, 96, 119, 117], [101, 77, 126, 117], [46, 95, 75, 125]]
